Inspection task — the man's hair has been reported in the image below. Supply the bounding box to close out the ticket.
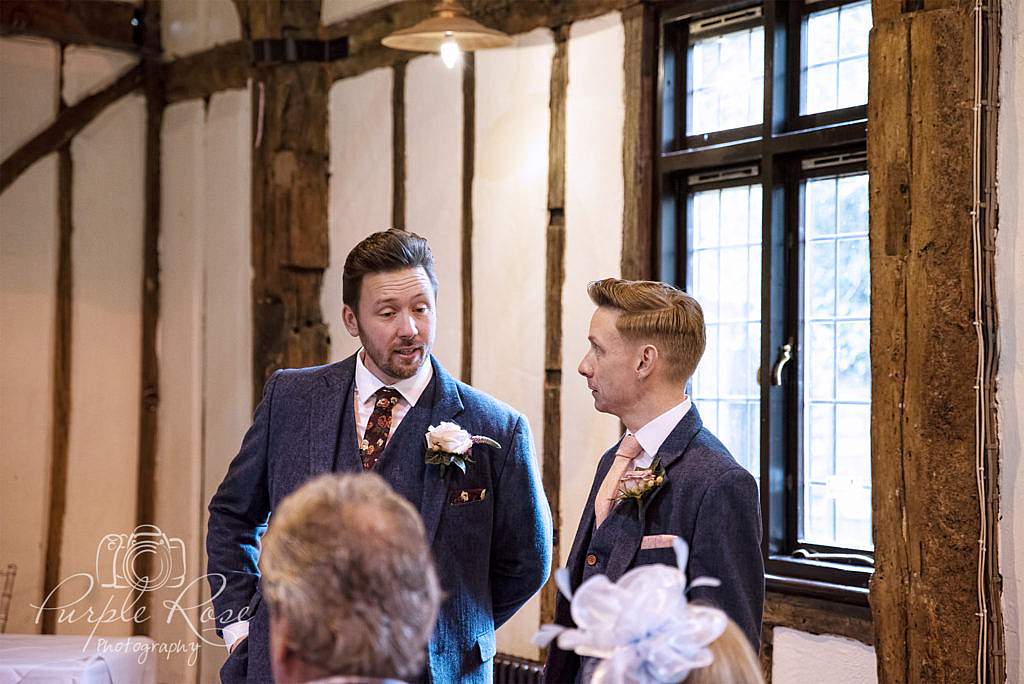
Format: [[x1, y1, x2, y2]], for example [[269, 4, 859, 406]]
[[684, 618, 765, 684], [342, 229, 439, 311], [260, 472, 442, 680], [587, 277, 706, 383]]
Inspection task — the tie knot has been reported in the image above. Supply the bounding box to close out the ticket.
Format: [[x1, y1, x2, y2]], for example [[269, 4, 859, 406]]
[[615, 434, 642, 460], [374, 387, 401, 409]]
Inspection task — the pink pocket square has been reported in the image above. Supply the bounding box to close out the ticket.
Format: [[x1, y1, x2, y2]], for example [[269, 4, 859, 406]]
[[640, 534, 679, 550]]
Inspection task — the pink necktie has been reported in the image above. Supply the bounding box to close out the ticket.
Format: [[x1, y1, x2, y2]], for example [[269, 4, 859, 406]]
[[594, 434, 643, 528]]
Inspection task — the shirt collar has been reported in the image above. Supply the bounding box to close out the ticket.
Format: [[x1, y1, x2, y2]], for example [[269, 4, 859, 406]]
[[354, 349, 434, 407], [628, 397, 692, 468]]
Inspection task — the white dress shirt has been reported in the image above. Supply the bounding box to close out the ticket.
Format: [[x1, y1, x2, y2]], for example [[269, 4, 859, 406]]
[[221, 351, 434, 651], [627, 397, 693, 469]]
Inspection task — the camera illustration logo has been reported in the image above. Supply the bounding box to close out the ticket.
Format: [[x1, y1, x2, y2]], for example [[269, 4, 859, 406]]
[[96, 524, 186, 591]]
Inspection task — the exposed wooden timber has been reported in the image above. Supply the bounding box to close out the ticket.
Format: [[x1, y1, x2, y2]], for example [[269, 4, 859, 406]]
[[1, 65, 143, 195], [0, 0, 144, 53]]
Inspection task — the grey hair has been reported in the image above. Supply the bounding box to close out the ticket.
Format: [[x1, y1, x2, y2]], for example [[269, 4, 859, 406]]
[[260, 472, 442, 679]]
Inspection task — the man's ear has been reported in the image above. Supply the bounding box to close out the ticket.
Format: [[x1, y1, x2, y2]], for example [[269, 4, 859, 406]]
[[636, 344, 659, 380], [342, 304, 360, 337]]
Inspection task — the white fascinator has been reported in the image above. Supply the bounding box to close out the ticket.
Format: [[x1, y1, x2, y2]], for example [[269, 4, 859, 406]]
[[533, 539, 727, 684]]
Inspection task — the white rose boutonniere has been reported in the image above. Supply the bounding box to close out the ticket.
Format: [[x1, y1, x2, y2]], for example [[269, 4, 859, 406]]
[[424, 421, 500, 475]]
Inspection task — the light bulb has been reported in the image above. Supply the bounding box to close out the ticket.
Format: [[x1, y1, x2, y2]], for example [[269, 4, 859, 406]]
[[440, 35, 461, 69]]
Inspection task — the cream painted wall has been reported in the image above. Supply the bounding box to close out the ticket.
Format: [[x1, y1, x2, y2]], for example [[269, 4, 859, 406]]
[[0, 37, 59, 158], [0, 36, 60, 636], [324, 67, 393, 362], [321, 0, 398, 26], [61, 46, 137, 107], [162, 0, 241, 59], [997, 0, 1024, 680], [0, 156, 58, 634], [404, 54, 463, 377], [474, 28, 554, 660], [560, 12, 626, 567], [772, 628, 877, 683], [59, 91, 146, 636]]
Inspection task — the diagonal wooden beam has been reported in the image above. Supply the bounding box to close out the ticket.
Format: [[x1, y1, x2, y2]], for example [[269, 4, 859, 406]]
[[0, 64, 143, 195], [0, 0, 144, 53]]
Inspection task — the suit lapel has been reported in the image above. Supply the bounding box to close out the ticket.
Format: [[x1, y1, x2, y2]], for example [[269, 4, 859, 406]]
[[600, 406, 705, 581], [565, 444, 618, 585], [308, 356, 357, 477], [420, 357, 464, 546]]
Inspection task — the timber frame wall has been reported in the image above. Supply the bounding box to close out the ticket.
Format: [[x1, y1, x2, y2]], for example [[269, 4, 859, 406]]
[[0, 0, 1006, 680]]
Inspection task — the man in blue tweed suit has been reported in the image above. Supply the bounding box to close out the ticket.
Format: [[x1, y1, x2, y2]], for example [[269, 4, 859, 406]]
[[544, 278, 764, 683], [207, 229, 552, 683]]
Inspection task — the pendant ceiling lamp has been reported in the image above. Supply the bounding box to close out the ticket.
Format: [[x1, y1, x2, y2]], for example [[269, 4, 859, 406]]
[[382, 0, 512, 68]]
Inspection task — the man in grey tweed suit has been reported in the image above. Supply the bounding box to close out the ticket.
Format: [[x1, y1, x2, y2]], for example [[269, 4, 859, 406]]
[[207, 229, 552, 683]]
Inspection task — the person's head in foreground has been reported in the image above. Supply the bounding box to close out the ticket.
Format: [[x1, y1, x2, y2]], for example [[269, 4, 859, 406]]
[[342, 228, 439, 384], [534, 539, 763, 684], [579, 278, 705, 429], [260, 472, 442, 683]]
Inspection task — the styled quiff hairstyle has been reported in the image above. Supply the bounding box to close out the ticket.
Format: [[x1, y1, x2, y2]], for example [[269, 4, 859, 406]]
[[342, 228, 439, 310], [587, 278, 706, 383], [260, 472, 441, 680]]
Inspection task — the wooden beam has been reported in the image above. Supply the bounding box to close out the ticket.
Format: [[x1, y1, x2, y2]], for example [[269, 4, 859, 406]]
[[0, 0, 143, 53], [540, 24, 569, 631], [162, 41, 250, 104], [42, 143, 73, 635], [763, 592, 874, 645], [868, 5, 987, 681], [392, 61, 407, 230], [1, 65, 143, 195], [460, 52, 475, 384], [620, 2, 655, 281]]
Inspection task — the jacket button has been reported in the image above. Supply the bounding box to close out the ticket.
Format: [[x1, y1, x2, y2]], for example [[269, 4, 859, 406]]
[[586, 553, 598, 566]]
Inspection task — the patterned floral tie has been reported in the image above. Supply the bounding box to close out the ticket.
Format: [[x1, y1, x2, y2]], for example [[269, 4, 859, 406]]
[[360, 387, 401, 470]]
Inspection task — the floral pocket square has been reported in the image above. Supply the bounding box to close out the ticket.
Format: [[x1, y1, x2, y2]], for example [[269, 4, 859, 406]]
[[449, 488, 487, 506], [640, 534, 679, 550]]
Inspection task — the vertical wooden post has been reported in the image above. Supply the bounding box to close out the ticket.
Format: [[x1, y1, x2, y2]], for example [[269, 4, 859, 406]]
[[249, 1, 331, 400], [461, 52, 474, 385], [540, 23, 569, 629], [393, 60, 406, 230], [621, 3, 655, 281]]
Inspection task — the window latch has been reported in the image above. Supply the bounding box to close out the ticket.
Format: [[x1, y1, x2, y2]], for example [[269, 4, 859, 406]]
[[770, 341, 793, 386]]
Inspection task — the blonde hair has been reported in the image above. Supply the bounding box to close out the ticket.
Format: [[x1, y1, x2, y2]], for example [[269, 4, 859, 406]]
[[685, 619, 765, 684], [260, 473, 441, 680], [587, 278, 706, 382]]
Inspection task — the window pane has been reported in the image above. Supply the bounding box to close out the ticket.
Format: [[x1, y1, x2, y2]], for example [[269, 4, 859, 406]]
[[801, 1, 872, 115], [801, 172, 871, 550], [687, 26, 765, 135], [687, 184, 762, 484]]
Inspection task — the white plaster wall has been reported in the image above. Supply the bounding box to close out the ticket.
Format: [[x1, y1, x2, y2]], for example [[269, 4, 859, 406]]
[[155, 99, 206, 683], [405, 54, 463, 377], [321, 0, 398, 26], [473, 28, 554, 660], [59, 93, 146, 636], [0, 37, 59, 158], [199, 87, 253, 683], [772, 628, 877, 683], [560, 12, 626, 567], [0, 156, 58, 634], [62, 46, 137, 107], [162, 0, 241, 59], [997, 0, 1024, 680], [324, 68, 393, 362]]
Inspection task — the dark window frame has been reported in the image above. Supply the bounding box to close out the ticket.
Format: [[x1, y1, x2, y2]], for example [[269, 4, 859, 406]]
[[654, 0, 872, 605]]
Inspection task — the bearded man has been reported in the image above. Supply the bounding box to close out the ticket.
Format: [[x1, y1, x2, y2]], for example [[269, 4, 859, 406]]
[[207, 229, 552, 684]]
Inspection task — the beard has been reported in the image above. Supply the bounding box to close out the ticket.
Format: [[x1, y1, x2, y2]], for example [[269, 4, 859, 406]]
[[361, 333, 430, 381]]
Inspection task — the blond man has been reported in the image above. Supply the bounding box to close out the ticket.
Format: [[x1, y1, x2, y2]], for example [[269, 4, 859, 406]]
[[544, 278, 764, 683], [260, 472, 441, 683]]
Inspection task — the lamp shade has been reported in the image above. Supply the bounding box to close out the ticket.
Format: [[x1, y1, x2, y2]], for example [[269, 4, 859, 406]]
[[381, 1, 512, 52]]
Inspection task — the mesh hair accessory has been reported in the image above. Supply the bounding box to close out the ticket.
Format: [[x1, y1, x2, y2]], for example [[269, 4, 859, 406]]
[[533, 539, 727, 684]]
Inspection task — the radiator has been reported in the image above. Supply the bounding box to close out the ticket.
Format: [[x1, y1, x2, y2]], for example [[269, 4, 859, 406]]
[[493, 652, 544, 684]]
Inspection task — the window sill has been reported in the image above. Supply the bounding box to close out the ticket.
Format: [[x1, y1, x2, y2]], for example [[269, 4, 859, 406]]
[[762, 589, 874, 646]]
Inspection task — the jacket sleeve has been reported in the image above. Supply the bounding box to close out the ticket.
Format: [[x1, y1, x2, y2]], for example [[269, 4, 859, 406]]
[[205, 370, 280, 635], [489, 415, 553, 628], [687, 467, 765, 649]]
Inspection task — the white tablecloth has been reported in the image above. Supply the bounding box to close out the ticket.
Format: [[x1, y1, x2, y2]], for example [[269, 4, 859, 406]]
[[0, 634, 157, 684]]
